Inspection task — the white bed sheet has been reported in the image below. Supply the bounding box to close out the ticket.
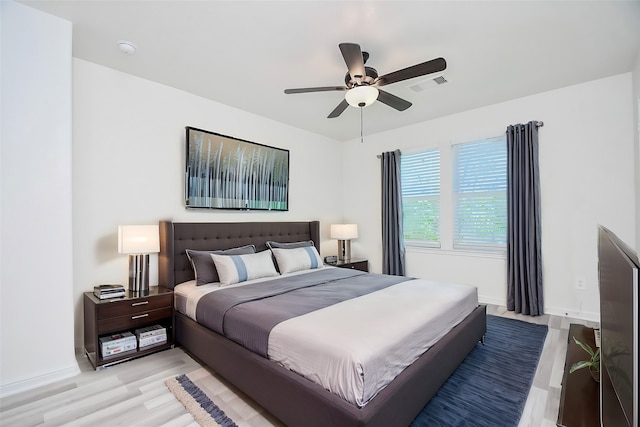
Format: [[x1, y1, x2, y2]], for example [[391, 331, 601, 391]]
[[268, 278, 477, 407], [174, 272, 478, 408]]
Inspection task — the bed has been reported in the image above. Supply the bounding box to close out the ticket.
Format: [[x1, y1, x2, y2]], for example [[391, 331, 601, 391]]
[[159, 220, 486, 427]]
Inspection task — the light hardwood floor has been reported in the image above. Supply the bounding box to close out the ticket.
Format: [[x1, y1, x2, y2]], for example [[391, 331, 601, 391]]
[[1, 305, 597, 427]]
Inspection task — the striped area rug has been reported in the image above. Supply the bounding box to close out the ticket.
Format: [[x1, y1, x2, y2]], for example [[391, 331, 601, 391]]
[[166, 315, 547, 427], [410, 315, 548, 426], [165, 372, 237, 427]]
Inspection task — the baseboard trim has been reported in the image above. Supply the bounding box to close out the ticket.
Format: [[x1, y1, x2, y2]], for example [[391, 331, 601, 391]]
[[544, 306, 600, 323], [478, 296, 600, 323], [0, 361, 80, 399]]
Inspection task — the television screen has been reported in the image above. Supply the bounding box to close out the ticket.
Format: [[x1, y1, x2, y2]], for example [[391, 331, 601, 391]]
[[598, 226, 638, 427]]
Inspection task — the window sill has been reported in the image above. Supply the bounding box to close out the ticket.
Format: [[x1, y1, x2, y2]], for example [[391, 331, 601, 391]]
[[405, 245, 506, 260]]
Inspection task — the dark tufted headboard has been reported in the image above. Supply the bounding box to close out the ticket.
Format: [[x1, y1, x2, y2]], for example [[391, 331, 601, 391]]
[[158, 220, 321, 288]]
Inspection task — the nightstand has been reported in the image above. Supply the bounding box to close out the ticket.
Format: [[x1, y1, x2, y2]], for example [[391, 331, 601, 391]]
[[326, 258, 369, 272], [556, 324, 599, 426], [83, 286, 174, 369]]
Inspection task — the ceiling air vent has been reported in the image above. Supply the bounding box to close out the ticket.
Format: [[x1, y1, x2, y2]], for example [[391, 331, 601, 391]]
[[408, 75, 449, 93], [433, 76, 448, 85]]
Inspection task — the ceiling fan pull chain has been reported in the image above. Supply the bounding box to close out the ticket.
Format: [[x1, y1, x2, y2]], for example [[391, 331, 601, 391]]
[[360, 107, 364, 144]]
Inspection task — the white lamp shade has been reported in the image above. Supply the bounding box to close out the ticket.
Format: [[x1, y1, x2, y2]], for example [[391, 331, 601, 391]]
[[345, 85, 379, 108], [118, 225, 160, 254], [330, 224, 358, 240]]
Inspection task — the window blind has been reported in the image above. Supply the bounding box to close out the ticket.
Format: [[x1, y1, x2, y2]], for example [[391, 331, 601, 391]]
[[453, 137, 507, 250], [401, 149, 440, 246]]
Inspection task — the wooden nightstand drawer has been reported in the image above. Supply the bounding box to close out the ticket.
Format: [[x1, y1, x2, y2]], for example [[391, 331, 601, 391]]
[[347, 261, 368, 272], [97, 293, 172, 318], [326, 258, 369, 272], [84, 286, 174, 369], [97, 307, 173, 334]]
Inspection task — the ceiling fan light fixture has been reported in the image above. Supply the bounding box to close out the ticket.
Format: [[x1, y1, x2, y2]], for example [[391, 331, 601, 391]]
[[345, 85, 379, 108]]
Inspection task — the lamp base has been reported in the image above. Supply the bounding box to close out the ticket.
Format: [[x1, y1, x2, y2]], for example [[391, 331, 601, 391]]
[[337, 240, 351, 261], [128, 254, 150, 294]]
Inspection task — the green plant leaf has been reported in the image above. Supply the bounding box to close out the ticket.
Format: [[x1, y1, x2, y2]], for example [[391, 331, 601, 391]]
[[572, 336, 595, 357], [570, 360, 595, 373]]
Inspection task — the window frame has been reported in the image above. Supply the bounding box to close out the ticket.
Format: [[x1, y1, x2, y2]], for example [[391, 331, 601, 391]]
[[451, 136, 508, 252], [400, 148, 441, 248]]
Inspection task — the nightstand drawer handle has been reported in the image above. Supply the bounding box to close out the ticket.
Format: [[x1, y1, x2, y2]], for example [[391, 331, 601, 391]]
[[131, 301, 148, 307], [131, 314, 149, 320]]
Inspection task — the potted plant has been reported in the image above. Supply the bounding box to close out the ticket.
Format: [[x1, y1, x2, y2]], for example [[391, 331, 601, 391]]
[[569, 336, 600, 382]]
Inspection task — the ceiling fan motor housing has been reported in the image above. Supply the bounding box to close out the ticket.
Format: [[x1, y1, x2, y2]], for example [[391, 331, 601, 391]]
[[345, 66, 379, 88]]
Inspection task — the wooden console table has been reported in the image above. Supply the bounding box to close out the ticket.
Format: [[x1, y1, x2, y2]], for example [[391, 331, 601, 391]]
[[557, 324, 599, 427]]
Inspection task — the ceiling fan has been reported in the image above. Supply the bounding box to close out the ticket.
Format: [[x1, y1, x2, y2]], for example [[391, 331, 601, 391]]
[[284, 43, 447, 118]]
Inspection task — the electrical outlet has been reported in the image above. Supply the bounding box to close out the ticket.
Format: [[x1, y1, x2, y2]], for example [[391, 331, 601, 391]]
[[576, 278, 586, 290]]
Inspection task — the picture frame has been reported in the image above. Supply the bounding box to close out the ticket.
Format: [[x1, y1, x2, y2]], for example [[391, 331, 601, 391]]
[[185, 127, 289, 211]]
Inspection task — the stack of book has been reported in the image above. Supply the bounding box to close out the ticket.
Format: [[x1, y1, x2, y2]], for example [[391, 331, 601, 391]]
[[94, 284, 125, 299], [135, 325, 167, 350], [99, 332, 137, 358]]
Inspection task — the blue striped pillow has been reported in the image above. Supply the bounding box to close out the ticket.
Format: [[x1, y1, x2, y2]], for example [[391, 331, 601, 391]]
[[186, 245, 256, 286], [210, 250, 278, 286], [270, 246, 324, 274]]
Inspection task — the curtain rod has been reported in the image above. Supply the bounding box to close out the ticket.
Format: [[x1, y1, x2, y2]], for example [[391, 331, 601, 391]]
[[376, 121, 543, 158]]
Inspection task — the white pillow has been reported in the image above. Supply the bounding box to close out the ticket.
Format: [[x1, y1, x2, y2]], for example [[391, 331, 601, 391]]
[[210, 250, 278, 286], [271, 246, 324, 274]]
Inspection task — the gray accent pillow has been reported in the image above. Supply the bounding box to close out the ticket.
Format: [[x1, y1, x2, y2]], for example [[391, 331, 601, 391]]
[[186, 245, 256, 286], [266, 240, 314, 249]]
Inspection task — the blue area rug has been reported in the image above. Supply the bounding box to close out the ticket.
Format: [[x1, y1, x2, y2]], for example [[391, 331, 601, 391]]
[[410, 315, 548, 427]]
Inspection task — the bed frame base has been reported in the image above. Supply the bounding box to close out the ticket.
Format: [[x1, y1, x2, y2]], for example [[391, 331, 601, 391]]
[[176, 305, 486, 427]]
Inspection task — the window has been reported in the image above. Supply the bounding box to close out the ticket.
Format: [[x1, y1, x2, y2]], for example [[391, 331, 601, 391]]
[[453, 136, 507, 250], [401, 149, 440, 247]]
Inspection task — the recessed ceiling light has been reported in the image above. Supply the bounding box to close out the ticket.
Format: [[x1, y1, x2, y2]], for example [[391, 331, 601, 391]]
[[117, 40, 136, 55]]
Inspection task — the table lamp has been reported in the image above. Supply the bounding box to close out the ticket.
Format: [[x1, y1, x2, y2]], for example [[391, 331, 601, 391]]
[[118, 225, 160, 293], [330, 224, 358, 261]]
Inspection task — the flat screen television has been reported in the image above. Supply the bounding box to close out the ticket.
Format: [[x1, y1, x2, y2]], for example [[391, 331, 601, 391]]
[[598, 225, 639, 427]]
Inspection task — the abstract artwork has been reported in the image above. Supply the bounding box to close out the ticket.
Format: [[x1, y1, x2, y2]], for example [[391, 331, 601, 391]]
[[185, 127, 289, 211]]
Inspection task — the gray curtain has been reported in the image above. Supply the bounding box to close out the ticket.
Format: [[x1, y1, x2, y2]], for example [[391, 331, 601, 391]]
[[381, 150, 405, 276], [506, 121, 543, 316]]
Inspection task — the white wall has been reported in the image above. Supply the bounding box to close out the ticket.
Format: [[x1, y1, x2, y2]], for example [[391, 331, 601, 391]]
[[72, 59, 345, 347], [0, 1, 79, 397], [342, 74, 636, 321]]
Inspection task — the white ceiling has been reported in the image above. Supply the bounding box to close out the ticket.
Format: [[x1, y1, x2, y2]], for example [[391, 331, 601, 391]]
[[19, 0, 640, 141]]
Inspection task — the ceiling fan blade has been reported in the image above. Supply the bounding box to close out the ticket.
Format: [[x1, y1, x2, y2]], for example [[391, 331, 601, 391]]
[[375, 57, 446, 87], [284, 86, 347, 94], [327, 99, 349, 118], [377, 89, 412, 111], [339, 43, 366, 83]]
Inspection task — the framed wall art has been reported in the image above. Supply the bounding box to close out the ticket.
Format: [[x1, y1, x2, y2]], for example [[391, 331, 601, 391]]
[[185, 127, 289, 211]]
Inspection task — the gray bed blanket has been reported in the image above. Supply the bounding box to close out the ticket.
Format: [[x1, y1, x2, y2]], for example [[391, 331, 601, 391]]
[[195, 268, 411, 357]]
